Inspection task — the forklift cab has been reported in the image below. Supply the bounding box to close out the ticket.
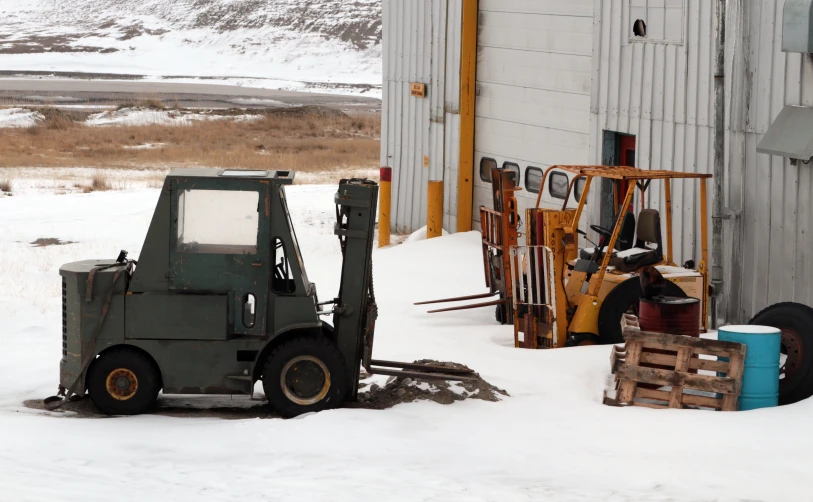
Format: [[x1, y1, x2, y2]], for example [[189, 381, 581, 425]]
[[165, 169, 310, 338]]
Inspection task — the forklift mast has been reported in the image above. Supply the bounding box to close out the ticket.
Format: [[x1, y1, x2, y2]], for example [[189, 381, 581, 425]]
[[332, 179, 379, 398]]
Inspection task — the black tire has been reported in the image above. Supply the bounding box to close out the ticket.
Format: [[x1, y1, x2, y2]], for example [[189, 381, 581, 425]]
[[495, 304, 506, 324], [597, 277, 687, 345], [749, 302, 813, 406], [262, 336, 347, 418], [86, 346, 162, 415]]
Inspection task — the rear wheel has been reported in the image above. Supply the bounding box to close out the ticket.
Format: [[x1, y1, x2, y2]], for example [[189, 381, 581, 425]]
[[749, 302, 813, 405], [86, 347, 161, 415], [597, 277, 687, 345], [262, 336, 347, 417]]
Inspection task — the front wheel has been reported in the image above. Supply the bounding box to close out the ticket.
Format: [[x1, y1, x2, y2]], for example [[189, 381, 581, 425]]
[[597, 277, 687, 345], [262, 336, 347, 417], [86, 346, 162, 415]]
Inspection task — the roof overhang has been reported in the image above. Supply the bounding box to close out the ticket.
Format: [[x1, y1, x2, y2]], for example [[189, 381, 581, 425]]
[[757, 105, 813, 162]]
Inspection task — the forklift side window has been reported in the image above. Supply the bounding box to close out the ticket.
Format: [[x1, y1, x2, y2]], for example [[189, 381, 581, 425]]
[[177, 189, 259, 254], [272, 237, 295, 294]]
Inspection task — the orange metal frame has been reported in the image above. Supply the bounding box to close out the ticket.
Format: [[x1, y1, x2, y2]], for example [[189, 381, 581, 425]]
[[532, 165, 713, 330]]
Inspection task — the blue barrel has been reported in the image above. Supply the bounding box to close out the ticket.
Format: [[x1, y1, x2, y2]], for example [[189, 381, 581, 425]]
[[718, 325, 781, 411]]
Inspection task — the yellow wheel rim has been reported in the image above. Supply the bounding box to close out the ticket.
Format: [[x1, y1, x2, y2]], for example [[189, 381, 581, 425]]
[[280, 355, 331, 406], [105, 368, 139, 401]]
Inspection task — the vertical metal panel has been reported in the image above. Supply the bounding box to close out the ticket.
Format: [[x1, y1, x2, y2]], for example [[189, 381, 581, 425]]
[[590, 0, 813, 322], [473, 0, 595, 228], [443, 0, 463, 231], [383, 0, 459, 234]]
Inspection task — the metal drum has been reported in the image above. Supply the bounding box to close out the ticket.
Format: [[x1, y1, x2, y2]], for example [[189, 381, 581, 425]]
[[718, 325, 781, 411], [638, 296, 701, 379], [639, 296, 701, 336]]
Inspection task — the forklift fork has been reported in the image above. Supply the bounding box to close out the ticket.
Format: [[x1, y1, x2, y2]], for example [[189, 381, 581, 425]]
[[414, 168, 520, 324]]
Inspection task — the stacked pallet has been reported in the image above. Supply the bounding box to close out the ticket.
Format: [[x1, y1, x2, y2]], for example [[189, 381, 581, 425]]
[[605, 326, 747, 411]]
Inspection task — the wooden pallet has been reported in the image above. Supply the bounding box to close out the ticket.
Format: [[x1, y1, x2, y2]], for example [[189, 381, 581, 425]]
[[605, 326, 747, 411]]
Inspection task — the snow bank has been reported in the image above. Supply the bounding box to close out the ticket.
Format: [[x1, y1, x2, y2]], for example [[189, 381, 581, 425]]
[[0, 107, 44, 128], [0, 178, 811, 501], [405, 225, 450, 243]]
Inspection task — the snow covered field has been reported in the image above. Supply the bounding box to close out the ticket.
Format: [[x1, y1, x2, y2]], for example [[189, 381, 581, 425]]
[[0, 0, 382, 97], [1, 178, 811, 501]]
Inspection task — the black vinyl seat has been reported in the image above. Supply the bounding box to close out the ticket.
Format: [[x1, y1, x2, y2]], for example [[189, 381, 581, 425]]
[[609, 209, 663, 272]]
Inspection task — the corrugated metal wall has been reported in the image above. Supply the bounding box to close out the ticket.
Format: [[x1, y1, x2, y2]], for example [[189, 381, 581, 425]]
[[472, 0, 595, 227], [381, 0, 462, 234], [589, 0, 813, 322], [726, 0, 813, 321]]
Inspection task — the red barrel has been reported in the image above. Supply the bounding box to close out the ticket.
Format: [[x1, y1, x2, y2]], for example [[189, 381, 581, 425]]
[[639, 296, 701, 336], [638, 296, 701, 377]]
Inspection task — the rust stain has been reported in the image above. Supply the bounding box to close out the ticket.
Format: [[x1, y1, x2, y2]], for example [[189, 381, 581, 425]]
[[265, 191, 270, 217]]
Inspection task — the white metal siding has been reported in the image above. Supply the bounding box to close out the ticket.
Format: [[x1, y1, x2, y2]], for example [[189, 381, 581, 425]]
[[589, 0, 813, 322], [381, 0, 462, 234], [473, 0, 595, 228], [727, 0, 813, 321]]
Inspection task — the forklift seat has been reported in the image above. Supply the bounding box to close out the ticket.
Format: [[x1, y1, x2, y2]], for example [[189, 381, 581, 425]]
[[579, 212, 636, 261], [609, 209, 663, 272]]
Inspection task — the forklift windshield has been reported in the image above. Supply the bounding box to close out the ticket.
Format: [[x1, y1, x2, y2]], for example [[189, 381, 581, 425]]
[[278, 185, 309, 288]]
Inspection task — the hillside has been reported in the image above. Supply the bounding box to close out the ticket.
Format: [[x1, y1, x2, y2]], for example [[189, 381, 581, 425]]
[[0, 0, 382, 94]]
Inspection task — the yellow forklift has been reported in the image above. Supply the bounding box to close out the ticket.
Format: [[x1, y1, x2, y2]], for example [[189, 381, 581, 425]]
[[420, 165, 712, 348]]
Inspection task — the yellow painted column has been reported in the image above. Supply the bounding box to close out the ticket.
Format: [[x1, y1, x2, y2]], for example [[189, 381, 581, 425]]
[[378, 167, 392, 248], [456, 0, 478, 233], [427, 181, 444, 239]]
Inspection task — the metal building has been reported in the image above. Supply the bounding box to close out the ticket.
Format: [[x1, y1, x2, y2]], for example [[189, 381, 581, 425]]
[[381, 0, 813, 323]]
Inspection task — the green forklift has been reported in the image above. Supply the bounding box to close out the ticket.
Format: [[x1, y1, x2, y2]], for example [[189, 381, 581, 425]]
[[49, 169, 472, 417]]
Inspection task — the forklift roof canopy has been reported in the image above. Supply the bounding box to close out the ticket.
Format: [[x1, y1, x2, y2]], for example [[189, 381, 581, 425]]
[[548, 165, 713, 181], [166, 168, 295, 183]]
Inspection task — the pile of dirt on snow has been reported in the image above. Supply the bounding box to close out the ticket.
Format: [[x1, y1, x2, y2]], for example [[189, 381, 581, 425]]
[[356, 360, 508, 410]]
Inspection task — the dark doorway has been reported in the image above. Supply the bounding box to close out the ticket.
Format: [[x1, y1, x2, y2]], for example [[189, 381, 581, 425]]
[[600, 131, 637, 229]]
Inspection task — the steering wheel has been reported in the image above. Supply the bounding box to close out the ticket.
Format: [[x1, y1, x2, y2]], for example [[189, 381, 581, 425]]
[[590, 224, 614, 239]]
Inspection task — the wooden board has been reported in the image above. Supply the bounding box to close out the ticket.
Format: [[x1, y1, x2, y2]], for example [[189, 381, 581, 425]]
[[606, 327, 747, 412]]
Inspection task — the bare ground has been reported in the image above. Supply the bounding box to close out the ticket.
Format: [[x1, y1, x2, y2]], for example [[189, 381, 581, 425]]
[[0, 105, 380, 175], [23, 362, 506, 419]]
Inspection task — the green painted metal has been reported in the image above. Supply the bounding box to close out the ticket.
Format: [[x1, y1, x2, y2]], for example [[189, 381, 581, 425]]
[[58, 169, 378, 403], [125, 294, 228, 341]]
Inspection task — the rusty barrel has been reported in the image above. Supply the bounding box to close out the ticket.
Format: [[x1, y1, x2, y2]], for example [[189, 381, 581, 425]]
[[638, 296, 701, 378]]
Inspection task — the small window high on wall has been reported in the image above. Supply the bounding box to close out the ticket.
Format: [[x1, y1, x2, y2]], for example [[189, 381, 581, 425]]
[[629, 0, 684, 45]]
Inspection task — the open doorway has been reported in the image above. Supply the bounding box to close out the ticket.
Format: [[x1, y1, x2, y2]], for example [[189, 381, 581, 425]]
[[600, 131, 637, 228]]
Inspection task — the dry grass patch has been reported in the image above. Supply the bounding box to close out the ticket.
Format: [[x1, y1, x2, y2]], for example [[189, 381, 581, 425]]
[[0, 107, 380, 175], [80, 171, 113, 192], [31, 237, 74, 247], [0, 178, 12, 194]]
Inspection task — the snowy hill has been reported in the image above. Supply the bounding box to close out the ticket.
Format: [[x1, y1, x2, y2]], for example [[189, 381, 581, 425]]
[[0, 0, 382, 94]]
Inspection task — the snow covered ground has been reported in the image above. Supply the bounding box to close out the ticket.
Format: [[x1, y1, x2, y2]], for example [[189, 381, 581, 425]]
[[1, 177, 811, 501], [0, 0, 382, 97]]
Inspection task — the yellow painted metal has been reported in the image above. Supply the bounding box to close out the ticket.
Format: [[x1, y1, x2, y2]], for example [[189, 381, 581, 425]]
[[569, 294, 601, 335], [699, 178, 709, 331], [427, 181, 444, 239], [538, 165, 713, 181], [587, 182, 636, 296], [664, 177, 674, 264], [536, 209, 575, 348], [564, 270, 588, 307], [378, 170, 392, 248], [456, 0, 478, 233]]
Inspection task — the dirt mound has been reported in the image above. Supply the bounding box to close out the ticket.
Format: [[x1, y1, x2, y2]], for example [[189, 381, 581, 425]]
[[356, 360, 508, 410]]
